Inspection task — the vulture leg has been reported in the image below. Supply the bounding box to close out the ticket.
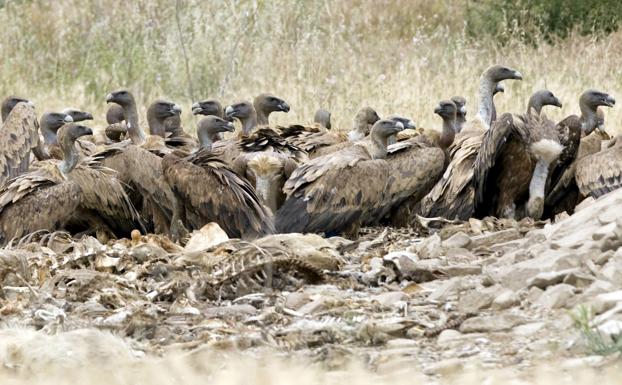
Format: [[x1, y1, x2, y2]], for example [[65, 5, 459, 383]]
[[169, 195, 189, 243], [527, 141, 562, 219]]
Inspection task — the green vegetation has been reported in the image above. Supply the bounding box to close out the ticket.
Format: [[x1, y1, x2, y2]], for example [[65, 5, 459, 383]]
[[572, 305, 622, 356]]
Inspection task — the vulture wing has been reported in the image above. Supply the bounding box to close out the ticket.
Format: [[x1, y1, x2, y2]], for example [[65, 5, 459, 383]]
[[0, 103, 39, 185]]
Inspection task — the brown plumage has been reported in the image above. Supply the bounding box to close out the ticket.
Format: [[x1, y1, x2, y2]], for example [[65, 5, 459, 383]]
[[275, 119, 405, 237], [451, 96, 467, 133], [575, 134, 622, 198], [473, 89, 563, 219], [544, 90, 616, 217], [0, 101, 39, 186], [0, 124, 140, 244], [314, 108, 331, 129], [253, 93, 290, 125], [1, 96, 30, 122], [33, 112, 74, 161], [419, 65, 523, 220], [162, 116, 274, 241]]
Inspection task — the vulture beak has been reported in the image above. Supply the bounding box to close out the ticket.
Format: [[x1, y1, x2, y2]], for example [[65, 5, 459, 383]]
[[224, 121, 235, 132], [605, 95, 616, 107], [553, 98, 563, 108], [512, 71, 523, 80], [191, 102, 201, 115], [459, 105, 467, 115], [64, 115, 74, 123], [173, 104, 182, 114], [105, 93, 114, 103], [84, 112, 94, 120], [395, 121, 405, 131], [406, 120, 416, 129], [224, 105, 235, 117], [434, 106, 442, 114], [279, 102, 290, 113]]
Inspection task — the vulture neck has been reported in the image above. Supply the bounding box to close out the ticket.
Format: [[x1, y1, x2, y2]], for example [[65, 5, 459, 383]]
[[455, 115, 466, 133], [147, 113, 166, 138], [527, 97, 544, 115], [255, 108, 270, 126], [255, 175, 280, 213], [58, 139, 80, 174], [368, 132, 389, 159], [198, 129, 220, 152], [240, 112, 258, 137], [579, 102, 598, 135], [122, 102, 145, 145], [349, 117, 370, 141], [439, 116, 456, 150], [41, 123, 58, 145], [476, 77, 496, 129]]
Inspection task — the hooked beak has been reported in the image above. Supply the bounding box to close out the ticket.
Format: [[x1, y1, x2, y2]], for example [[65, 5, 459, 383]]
[[172, 104, 182, 114], [224, 105, 235, 117], [553, 97, 563, 108], [191, 102, 202, 115], [64, 115, 74, 123], [105, 93, 114, 103], [604, 95, 616, 107], [405, 119, 416, 129], [279, 102, 290, 113], [459, 106, 467, 115], [434, 106, 442, 115], [395, 121, 404, 131], [512, 71, 523, 80], [224, 121, 235, 132]]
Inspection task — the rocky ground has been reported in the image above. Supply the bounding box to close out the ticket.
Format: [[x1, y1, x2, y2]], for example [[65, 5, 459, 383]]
[[1, 190, 622, 381]]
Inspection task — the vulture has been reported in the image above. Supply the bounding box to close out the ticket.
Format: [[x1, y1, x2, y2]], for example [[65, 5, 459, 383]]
[[419, 64, 523, 220], [386, 115, 417, 145], [253, 93, 290, 125], [162, 116, 274, 241], [275, 119, 406, 238], [0, 100, 39, 185], [385, 101, 455, 226], [489, 82, 505, 125], [314, 108, 332, 129], [147, 99, 182, 137], [62, 108, 94, 123], [1, 96, 31, 122], [33, 112, 74, 160], [473, 89, 564, 219], [105, 104, 127, 142], [99, 89, 180, 233], [191, 99, 226, 141], [451, 96, 467, 133], [544, 90, 616, 217], [575, 132, 622, 198], [281, 107, 378, 156], [0, 123, 141, 244]]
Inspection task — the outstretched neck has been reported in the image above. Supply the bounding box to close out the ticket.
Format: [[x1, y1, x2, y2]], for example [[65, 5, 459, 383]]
[[240, 113, 258, 137], [147, 114, 165, 138], [439, 117, 456, 150], [579, 103, 598, 135], [123, 103, 145, 145], [527, 98, 542, 115], [476, 77, 496, 129], [197, 129, 218, 152], [256, 109, 270, 126], [41, 124, 58, 145], [58, 140, 79, 174], [368, 132, 389, 159]]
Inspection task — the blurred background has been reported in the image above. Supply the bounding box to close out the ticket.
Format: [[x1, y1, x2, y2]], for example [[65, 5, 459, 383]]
[[1, 0, 621, 132]]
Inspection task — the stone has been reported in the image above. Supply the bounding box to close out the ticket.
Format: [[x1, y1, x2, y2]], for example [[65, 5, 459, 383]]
[[495, 249, 581, 290], [442, 264, 482, 277], [597, 319, 622, 341], [561, 356, 606, 370], [423, 358, 465, 376], [492, 289, 519, 310], [442, 232, 471, 250], [527, 268, 579, 289], [428, 277, 464, 302], [458, 286, 498, 313], [437, 329, 463, 344], [601, 255, 622, 285], [584, 280, 616, 296], [470, 229, 521, 249], [202, 304, 257, 318], [400, 259, 443, 283], [385, 338, 418, 348], [513, 322, 545, 336], [445, 248, 474, 259], [460, 314, 527, 333], [535, 284, 575, 309], [284, 292, 310, 310], [372, 291, 408, 307], [563, 271, 595, 288], [297, 298, 329, 315], [526, 286, 543, 303]]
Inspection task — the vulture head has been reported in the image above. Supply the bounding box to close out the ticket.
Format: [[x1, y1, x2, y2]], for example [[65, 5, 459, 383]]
[[493, 83, 505, 96], [106, 89, 137, 108], [40, 112, 74, 137], [192, 99, 223, 117], [484, 65, 523, 83], [254, 94, 290, 125], [1, 96, 33, 122], [314, 108, 332, 130], [59, 123, 93, 144], [434, 100, 458, 120], [370, 119, 405, 142], [388, 115, 416, 130], [147, 99, 182, 137], [62, 108, 94, 122], [225, 100, 254, 121], [451, 96, 467, 133], [197, 116, 235, 150], [581, 89, 616, 110], [106, 104, 126, 125], [348, 107, 381, 141], [527, 90, 562, 115]]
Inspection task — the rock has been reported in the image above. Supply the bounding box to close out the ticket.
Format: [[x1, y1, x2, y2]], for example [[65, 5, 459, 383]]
[[470, 229, 521, 249], [297, 298, 329, 315], [416, 233, 442, 259], [445, 248, 474, 259], [588, 290, 622, 315], [584, 280, 616, 296], [458, 286, 498, 313], [428, 277, 464, 302], [442, 264, 482, 277], [601, 255, 622, 285], [202, 304, 257, 318], [385, 338, 418, 348], [400, 259, 443, 283], [495, 249, 581, 290], [372, 291, 408, 307], [527, 268, 580, 289], [442, 232, 471, 250], [597, 319, 622, 341], [284, 292, 310, 310], [535, 284, 575, 309], [183, 223, 229, 256], [492, 289, 519, 310], [423, 358, 465, 376], [460, 314, 527, 333], [513, 322, 545, 336], [561, 355, 606, 370], [526, 286, 543, 303], [437, 329, 463, 344], [563, 271, 595, 288]]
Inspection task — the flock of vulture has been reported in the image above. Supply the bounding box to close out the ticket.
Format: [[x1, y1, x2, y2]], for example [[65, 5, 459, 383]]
[[0, 64, 619, 245]]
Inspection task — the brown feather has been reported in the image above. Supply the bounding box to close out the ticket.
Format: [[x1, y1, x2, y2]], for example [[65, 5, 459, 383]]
[[0, 103, 39, 185]]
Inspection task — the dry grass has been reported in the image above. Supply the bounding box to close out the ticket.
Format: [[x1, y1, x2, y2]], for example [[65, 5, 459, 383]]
[[1, 0, 621, 134]]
